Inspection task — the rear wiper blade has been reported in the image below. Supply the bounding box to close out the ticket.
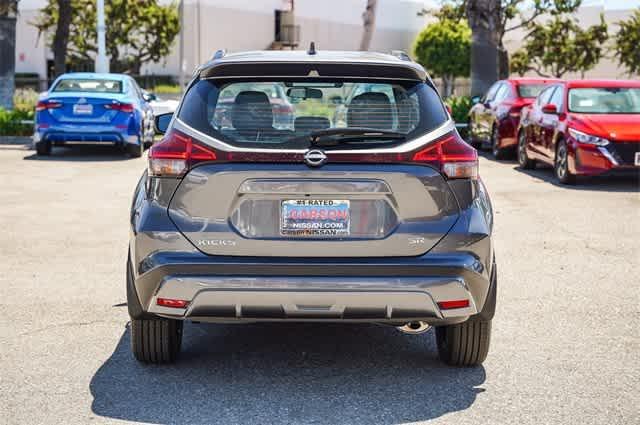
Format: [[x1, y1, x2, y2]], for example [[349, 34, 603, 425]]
[[308, 127, 405, 147]]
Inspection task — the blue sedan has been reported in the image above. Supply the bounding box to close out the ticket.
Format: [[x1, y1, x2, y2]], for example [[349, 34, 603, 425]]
[[34, 72, 155, 157]]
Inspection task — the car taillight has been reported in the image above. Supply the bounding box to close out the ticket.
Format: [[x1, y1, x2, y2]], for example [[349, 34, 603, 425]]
[[104, 102, 134, 113], [411, 132, 478, 179], [149, 129, 218, 177], [35, 100, 62, 111]]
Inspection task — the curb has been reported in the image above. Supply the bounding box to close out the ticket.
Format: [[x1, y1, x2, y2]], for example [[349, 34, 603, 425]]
[[0, 136, 33, 145]]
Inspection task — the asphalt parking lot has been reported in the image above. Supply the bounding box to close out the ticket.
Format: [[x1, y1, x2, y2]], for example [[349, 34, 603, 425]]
[[0, 144, 638, 425]]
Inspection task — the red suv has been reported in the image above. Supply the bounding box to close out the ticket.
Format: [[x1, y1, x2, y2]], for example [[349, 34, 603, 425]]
[[468, 78, 560, 159], [517, 79, 640, 184]]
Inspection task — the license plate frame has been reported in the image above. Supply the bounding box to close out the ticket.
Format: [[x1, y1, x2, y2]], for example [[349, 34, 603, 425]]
[[635, 152, 640, 166], [73, 103, 93, 115], [280, 199, 350, 237]]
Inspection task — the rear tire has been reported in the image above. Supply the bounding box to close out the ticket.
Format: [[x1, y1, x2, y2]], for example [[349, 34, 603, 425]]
[[436, 320, 491, 367], [126, 141, 143, 158], [467, 120, 481, 148], [555, 140, 576, 185], [131, 317, 183, 363], [517, 131, 536, 169], [35, 141, 52, 156], [491, 126, 507, 160]]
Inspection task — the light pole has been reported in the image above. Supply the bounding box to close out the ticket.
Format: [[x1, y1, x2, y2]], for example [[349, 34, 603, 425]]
[[178, 0, 185, 93], [95, 0, 109, 73]]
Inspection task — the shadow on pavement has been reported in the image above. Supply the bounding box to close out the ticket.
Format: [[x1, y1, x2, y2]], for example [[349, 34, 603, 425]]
[[23, 145, 142, 162], [478, 150, 639, 193], [91, 322, 486, 424]]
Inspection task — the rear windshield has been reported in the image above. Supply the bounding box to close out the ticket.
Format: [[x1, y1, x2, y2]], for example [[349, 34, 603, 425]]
[[177, 79, 448, 148], [517, 84, 549, 98], [52, 79, 123, 94], [568, 87, 640, 114]]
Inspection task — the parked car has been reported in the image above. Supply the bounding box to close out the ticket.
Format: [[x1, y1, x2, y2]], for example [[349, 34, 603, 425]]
[[128, 50, 496, 367], [143, 91, 180, 116], [517, 79, 640, 184], [468, 77, 560, 159], [34, 72, 154, 157], [213, 82, 295, 130]]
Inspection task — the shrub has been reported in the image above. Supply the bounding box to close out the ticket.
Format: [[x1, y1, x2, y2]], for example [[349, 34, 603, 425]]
[[151, 84, 181, 95], [14, 88, 39, 112], [0, 108, 35, 136], [445, 96, 472, 138]]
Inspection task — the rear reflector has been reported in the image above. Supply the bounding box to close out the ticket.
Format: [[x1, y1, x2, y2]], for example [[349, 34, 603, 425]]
[[437, 299, 470, 310], [156, 298, 189, 308]]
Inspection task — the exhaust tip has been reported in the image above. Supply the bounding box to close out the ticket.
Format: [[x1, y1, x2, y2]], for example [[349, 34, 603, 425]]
[[396, 321, 431, 335]]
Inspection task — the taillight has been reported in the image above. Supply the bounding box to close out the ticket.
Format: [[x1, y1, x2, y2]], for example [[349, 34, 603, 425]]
[[149, 129, 217, 177], [35, 100, 62, 111], [411, 132, 478, 179], [104, 102, 134, 113]]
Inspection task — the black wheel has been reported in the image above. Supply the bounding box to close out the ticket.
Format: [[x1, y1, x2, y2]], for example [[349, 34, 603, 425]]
[[131, 317, 183, 363], [467, 120, 481, 148], [126, 141, 143, 158], [555, 140, 576, 185], [490, 126, 507, 159], [436, 320, 491, 367], [517, 130, 536, 169], [35, 141, 52, 156]]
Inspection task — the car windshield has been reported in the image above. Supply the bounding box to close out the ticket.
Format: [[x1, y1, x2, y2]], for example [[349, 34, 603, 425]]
[[177, 79, 448, 149], [52, 79, 123, 93], [517, 84, 549, 98], [568, 87, 640, 114]]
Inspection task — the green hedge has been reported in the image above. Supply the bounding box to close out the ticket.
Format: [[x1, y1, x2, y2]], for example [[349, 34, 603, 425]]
[[445, 95, 472, 138], [0, 108, 34, 136]]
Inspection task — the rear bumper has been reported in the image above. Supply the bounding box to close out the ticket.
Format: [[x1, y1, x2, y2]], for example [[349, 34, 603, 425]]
[[35, 123, 139, 145], [130, 250, 494, 325]]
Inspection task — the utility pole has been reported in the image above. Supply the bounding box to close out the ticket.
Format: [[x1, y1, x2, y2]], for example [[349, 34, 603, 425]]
[[178, 0, 185, 93], [95, 0, 109, 72]]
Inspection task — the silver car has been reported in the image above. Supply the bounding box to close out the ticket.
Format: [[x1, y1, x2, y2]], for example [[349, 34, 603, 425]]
[[127, 49, 496, 366]]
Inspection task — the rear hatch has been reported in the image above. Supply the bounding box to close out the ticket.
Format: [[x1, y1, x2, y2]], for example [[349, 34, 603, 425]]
[[167, 163, 460, 257]]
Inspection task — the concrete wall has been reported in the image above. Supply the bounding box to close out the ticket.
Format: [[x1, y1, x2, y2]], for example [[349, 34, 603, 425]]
[[14, 1, 638, 82]]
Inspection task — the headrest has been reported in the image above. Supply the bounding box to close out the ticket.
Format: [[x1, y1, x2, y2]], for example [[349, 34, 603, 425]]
[[294, 116, 331, 132], [347, 92, 393, 130], [231, 91, 273, 133]]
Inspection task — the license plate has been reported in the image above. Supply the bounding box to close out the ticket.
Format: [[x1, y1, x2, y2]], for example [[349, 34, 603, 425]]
[[73, 104, 93, 115], [281, 199, 350, 237], [635, 152, 640, 166]]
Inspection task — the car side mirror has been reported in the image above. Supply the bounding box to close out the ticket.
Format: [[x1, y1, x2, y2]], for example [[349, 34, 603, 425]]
[[143, 92, 157, 102], [542, 103, 558, 114], [471, 95, 481, 105], [154, 112, 173, 135]]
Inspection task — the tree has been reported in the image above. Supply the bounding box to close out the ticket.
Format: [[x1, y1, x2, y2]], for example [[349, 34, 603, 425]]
[[613, 9, 640, 77], [413, 19, 470, 97], [430, 1, 583, 95], [510, 15, 608, 78], [35, 0, 179, 75], [51, 0, 71, 77], [359, 0, 378, 51], [0, 0, 18, 110]]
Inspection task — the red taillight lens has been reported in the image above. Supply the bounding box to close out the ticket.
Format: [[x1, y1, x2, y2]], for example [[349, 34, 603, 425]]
[[35, 100, 62, 111], [411, 132, 478, 179], [437, 299, 470, 310], [104, 102, 134, 113], [149, 129, 217, 177], [156, 298, 189, 308]]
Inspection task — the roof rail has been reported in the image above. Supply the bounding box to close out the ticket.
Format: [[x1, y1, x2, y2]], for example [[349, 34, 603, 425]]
[[390, 50, 412, 61], [212, 49, 227, 60]]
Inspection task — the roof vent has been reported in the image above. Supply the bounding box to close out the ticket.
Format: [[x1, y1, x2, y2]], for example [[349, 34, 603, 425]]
[[307, 41, 317, 55], [212, 49, 227, 60]]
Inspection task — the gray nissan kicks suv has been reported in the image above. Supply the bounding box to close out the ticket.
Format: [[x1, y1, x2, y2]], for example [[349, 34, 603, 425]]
[[127, 49, 496, 366]]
